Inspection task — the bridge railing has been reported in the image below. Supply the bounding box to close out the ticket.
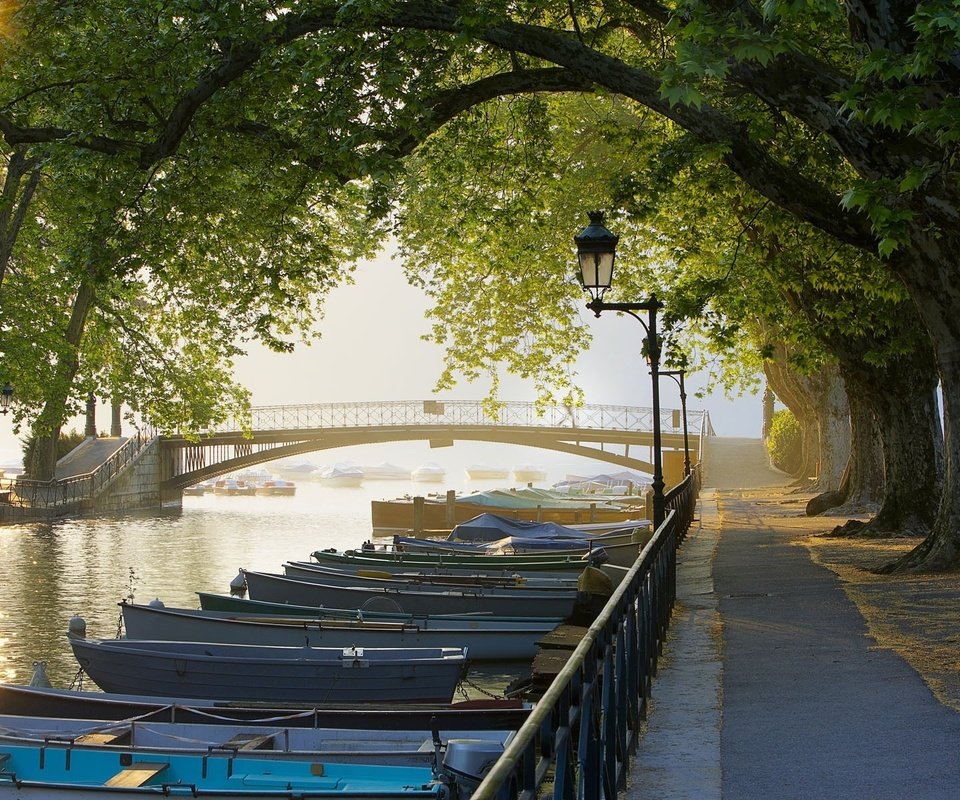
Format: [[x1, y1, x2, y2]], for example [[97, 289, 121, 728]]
[[216, 400, 710, 437], [7, 428, 157, 509], [471, 466, 701, 800]]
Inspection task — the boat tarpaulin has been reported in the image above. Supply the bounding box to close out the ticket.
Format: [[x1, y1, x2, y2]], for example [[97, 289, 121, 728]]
[[450, 513, 594, 542]]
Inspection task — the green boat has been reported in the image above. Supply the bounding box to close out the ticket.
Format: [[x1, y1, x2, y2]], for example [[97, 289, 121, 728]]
[[312, 547, 596, 572], [196, 591, 565, 624]]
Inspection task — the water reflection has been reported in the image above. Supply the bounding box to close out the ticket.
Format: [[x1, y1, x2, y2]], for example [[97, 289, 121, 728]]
[[0, 481, 530, 696]]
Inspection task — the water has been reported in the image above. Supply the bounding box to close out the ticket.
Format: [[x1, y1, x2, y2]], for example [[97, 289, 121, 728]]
[[0, 460, 600, 694]]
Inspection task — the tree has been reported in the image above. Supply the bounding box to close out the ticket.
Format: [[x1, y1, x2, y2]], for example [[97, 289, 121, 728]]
[[1, 2, 957, 568]]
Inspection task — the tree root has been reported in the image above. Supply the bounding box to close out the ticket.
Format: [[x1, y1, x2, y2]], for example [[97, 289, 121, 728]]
[[821, 517, 929, 540], [805, 490, 844, 516]]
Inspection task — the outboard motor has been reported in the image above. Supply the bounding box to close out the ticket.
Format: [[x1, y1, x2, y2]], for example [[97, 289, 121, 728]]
[[441, 739, 507, 799], [29, 660, 51, 688], [148, 597, 165, 608], [68, 614, 87, 638], [229, 569, 247, 597]]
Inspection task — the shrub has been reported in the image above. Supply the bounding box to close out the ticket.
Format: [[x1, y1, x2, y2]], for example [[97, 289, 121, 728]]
[[767, 409, 803, 475], [21, 429, 88, 477]]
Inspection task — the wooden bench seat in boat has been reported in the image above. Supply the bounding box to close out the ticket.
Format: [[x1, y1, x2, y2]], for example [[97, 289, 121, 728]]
[[76, 730, 131, 746], [104, 761, 169, 787], [0, 752, 9, 771]]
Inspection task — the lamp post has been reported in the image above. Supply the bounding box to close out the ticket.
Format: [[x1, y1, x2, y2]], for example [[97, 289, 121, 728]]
[[575, 211, 666, 528], [660, 369, 691, 477], [0, 383, 12, 415]]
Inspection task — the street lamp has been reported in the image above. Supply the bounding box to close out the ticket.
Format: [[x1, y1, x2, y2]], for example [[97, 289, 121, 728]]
[[0, 383, 12, 415], [575, 211, 666, 528], [660, 370, 691, 477]]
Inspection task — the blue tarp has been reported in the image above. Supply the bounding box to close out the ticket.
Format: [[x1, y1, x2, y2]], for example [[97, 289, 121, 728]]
[[449, 513, 594, 543]]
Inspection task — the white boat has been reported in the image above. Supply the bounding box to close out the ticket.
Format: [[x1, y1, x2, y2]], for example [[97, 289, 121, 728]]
[[254, 477, 297, 496], [315, 463, 365, 487], [411, 462, 445, 483], [362, 462, 412, 480], [212, 478, 256, 496], [464, 465, 509, 480], [511, 464, 548, 483]]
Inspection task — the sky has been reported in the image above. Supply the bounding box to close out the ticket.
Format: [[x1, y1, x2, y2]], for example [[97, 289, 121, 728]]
[[0, 243, 765, 467]]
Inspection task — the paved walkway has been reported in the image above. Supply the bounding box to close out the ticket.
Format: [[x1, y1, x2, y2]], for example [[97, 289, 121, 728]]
[[626, 438, 960, 799]]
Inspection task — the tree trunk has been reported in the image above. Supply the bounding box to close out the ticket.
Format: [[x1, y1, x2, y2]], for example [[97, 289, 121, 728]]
[[878, 245, 960, 571], [763, 354, 819, 483], [833, 388, 884, 513], [0, 147, 41, 288], [805, 362, 850, 494], [26, 275, 98, 481]]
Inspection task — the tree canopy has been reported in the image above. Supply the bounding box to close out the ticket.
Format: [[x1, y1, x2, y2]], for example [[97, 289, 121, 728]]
[[1, 0, 959, 567]]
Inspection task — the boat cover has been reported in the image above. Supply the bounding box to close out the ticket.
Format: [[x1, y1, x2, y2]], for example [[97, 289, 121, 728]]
[[450, 513, 599, 542]]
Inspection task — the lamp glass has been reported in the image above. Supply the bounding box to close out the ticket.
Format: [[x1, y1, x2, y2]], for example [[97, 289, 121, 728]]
[[577, 251, 615, 291]]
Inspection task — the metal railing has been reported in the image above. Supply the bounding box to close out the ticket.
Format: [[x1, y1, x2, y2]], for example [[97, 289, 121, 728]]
[[197, 400, 711, 438], [7, 428, 157, 509], [471, 467, 701, 800]]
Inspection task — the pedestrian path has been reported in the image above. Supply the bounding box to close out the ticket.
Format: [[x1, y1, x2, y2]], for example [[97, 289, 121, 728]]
[[626, 481, 960, 799]]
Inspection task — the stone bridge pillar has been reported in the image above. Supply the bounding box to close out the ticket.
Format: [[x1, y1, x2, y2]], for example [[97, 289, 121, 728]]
[[111, 402, 122, 437], [84, 392, 97, 438]]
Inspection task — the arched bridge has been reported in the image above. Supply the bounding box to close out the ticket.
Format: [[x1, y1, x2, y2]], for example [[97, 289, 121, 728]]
[[159, 400, 714, 492]]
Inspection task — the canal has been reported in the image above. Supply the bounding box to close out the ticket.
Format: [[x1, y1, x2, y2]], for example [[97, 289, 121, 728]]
[[0, 477, 529, 694]]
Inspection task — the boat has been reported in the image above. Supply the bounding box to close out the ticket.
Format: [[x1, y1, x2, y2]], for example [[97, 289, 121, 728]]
[[182, 484, 205, 497], [362, 463, 412, 480], [196, 592, 565, 625], [312, 547, 598, 573], [553, 470, 650, 494], [241, 570, 583, 619], [371, 489, 638, 534], [0, 683, 531, 730], [290, 556, 584, 582], [120, 601, 557, 661], [212, 478, 256, 496], [511, 464, 548, 483], [464, 465, 509, 480], [0, 712, 516, 768], [0, 741, 454, 799], [282, 561, 581, 590], [68, 632, 468, 704], [315, 463, 365, 487], [254, 477, 297, 496], [410, 463, 445, 483]]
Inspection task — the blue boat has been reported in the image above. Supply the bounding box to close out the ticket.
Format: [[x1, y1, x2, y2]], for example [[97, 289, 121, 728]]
[[0, 741, 449, 798]]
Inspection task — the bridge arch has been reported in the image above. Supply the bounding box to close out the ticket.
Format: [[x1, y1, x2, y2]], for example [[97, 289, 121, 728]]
[[159, 400, 710, 491]]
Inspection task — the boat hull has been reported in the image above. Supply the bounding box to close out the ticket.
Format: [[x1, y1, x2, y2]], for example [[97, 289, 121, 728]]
[[196, 592, 563, 624], [121, 602, 555, 661], [0, 713, 515, 768], [0, 742, 443, 799], [68, 636, 466, 704], [242, 570, 581, 619], [0, 684, 531, 729], [282, 562, 580, 591], [371, 500, 637, 534]]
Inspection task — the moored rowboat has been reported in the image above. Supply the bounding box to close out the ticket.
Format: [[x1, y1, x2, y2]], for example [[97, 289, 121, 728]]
[[0, 741, 448, 799], [68, 634, 467, 704], [241, 570, 582, 618], [120, 601, 555, 661], [0, 683, 530, 729], [195, 591, 564, 624]]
